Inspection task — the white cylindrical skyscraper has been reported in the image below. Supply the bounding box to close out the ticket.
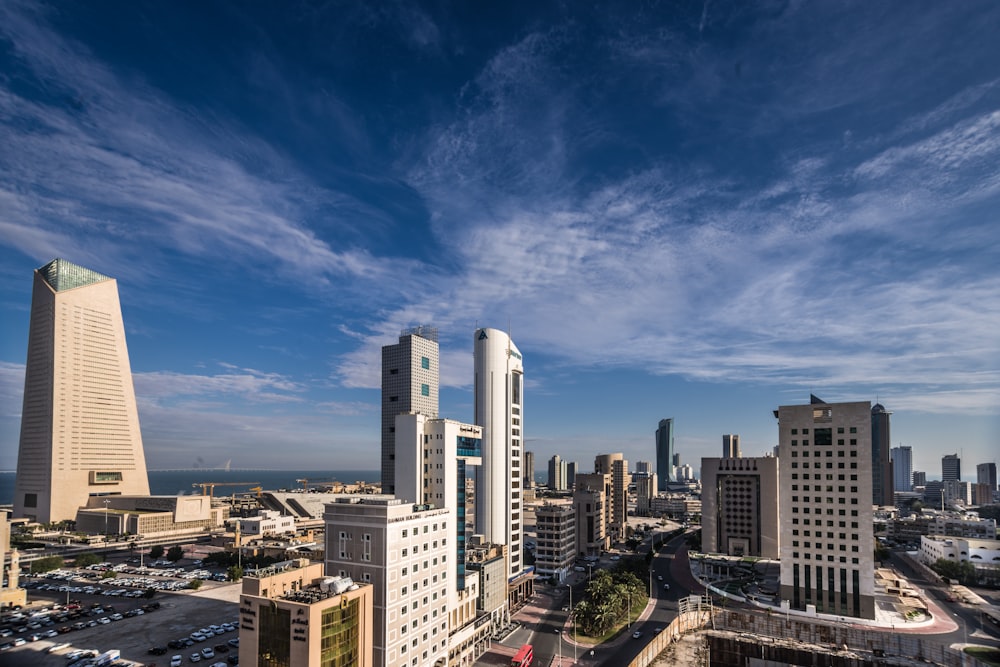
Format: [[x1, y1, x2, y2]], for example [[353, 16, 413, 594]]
[[474, 327, 524, 577]]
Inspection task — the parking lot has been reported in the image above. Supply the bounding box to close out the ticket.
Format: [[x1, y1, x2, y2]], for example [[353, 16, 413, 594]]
[[0, 573, 240, 667]]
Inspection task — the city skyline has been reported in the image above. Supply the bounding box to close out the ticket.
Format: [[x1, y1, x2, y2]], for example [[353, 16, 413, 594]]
[[1, 2, 999, 474]]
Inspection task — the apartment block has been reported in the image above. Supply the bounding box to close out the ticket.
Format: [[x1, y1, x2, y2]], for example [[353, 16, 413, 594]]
[[594, 454, 628, 542], [534, 503, 576, 581], [573, 474, 609, 557]]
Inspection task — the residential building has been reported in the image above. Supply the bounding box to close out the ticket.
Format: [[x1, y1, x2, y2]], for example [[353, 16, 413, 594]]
[[634, 472, 658, 517], [594, 453, 628, 542], [887, 511, 997, 544], [776, 396, 875, 619], [722, 434, 741, 458], [978, 462, 998, 491], [871, 404, 893, 506], [635, 461, 652, 474], [523, 451, 535, 489], [473, 327, 524, 578], [325, 497, 451, 667], [972, 483, 994, 506], [534, 503, 576, 581], [573, 474, 609, 557], [651, 494, 701, 520], [14, 258, 151, 524], [381, 326, 439, 495], [566, 462, 577, 489], [238, 560, 373, 667], [942, 454, 961, 483], [548, 455, 567, 492], [465, 537, 508, 633], [701, 456, 779, 558], [891, 446, 913, 493], [655, 419, 675, 490], [912, 471, 927, 487]]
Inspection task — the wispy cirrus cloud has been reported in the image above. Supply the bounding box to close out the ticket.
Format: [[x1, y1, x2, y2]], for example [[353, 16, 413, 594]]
[[133, 365, 306, 405]]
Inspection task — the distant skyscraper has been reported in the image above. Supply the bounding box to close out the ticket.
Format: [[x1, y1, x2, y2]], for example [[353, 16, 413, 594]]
[[942, 454, 961, 482], [380, 326, 439, 494], [871, 404, 893, 506], [891, 446, 913, 492], [595, 453, 628, 541], [548, 454, 567, 491], [566, 461, 577, 489], [14, 259, 151, 524], [474, 327, 524, 578], [977, 462, 997, 491], [655, 418, 674, 490], [523, 450, 535, 489], [777, 395, 875, 619], [912, 471, 927, 487], [722, 434, 741, 458], [635, 461, 652, 474]]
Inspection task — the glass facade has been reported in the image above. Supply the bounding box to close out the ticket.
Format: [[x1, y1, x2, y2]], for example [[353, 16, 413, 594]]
[[320, 599, 360, 667], [456, 436, 481, 458], [39, 258, 111, 292], [258, 604, 291, 667]]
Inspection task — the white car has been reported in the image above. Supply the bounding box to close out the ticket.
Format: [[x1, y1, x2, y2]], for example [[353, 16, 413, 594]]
[[171, 656, 183, 667]]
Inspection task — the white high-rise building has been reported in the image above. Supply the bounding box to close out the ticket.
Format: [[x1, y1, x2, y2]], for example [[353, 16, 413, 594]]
[[14, 259, 150, 524], [777, 396, 875, 619], [473, 327, 524, 578], [325, 497, 451, 667]]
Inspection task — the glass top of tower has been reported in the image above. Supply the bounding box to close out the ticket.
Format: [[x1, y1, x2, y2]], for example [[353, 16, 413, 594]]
[[38, 258, 112, 292]]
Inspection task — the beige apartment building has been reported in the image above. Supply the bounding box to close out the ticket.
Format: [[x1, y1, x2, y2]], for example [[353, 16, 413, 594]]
[[573, 474, 610, 557], [239, 560, 373, 667], [14, 259, 150, 524], [594, 454, 628, 542], [534, 502, 576, 580], [701, 456, 780, 558]]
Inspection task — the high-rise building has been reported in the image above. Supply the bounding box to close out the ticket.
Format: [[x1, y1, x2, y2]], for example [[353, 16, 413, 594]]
[[634, 472, 658, 517], [776, 396, 875, 619], [871, 404, 893, 506], [548, 455, 566, 491], [325, 497, 451, 667], [655, 418, 675, 490], [14, 259, 151, 524], [238, 561, 373, 667], [722, 434, 741, 458], [594, 453, 628, 542], [380, 326, 439, 495], [473, 327, 524, 578], [523, 450, 535, 489], [566, 461, 577, 489], [534, 503, 576, 581], [942, 454, 961, 482], [891, 446, 913, 492], [701, 456, 779, 558], [977, 462, 998, 491], [635, 461, 652, 474], [573, 473, 610, 557], [912, 471, 927, 487]]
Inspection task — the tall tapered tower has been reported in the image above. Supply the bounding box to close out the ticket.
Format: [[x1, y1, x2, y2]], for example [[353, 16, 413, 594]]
[[14, 259, 150, 523]]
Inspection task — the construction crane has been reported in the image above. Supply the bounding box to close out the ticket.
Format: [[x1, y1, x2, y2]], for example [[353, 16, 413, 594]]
[[192, 481, 261, 498]]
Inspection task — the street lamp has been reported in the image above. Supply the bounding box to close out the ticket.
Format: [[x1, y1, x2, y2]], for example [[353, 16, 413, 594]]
[[103, 499, 110, 542]]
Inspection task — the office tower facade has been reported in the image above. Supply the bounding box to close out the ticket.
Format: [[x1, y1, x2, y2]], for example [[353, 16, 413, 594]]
[[534, 503, 576, 581], [594, 453, 628, 542], [381, 326, 439, 495], [871, 404, 893, 506], [566, 462, 577, 489], [942, 454, 961, 482], [777, 396, 875, 619], [977, 462, 998, 491], [891, 446, 913, 492], [14, 259, 150, 524], [325, 497, 451, 667], [655, 418, 675, 490], [722, 434, 742, 458], [238, 561, 373, 667], [473, 327, 524, 578], [573, 473, 610, 557], [635, 461, 652, 474], [523, 450, 535, 489], [548, 455, 566, 491], [701, 456, 779, 558], [912, 471, 927, 487], [634, 472, 657, 517]]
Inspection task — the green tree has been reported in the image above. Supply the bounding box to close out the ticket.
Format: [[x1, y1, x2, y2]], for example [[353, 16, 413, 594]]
[[227, 566, 244, 582], [74, 553, 101, 568], [189, 579, 204, 590], [149, 545, 164, 560], [30, 555, 64, 574], [101, 570, 117, 579], [166, 546, 184, 562]]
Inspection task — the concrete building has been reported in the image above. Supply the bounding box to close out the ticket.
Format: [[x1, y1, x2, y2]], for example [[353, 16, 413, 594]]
[[238, 560, 373, 667], [871, 404, 893, 507], [722, 435, 741, 458], [635, 461, 652, 474], [918, 535, 1000, 581], [534, 503, 576, 581], [634, 472, 658, 518], [74, 494, 224, 539], [891, 446, 913, 493], [325, 497, 451, 667], [238, 509, 296, 537], [0, 511, 26, 610], [381, 326, 439, 495], [972, 483, 995, 506], [776, 396, 875, 619], [942, 454, 961, 482], [978, 462, 998, 491], [887, 511, 997, 544], [523, 451, 535, 489], [651, 494, 701, 520], [473, 327, 524, 579], [594, 453, 628, 542], [913, 471, 927, 487], [548, 455, 567, 492], [14, 258, 151, 524], [465, 537, 508, 632], [573, 475, 609, 557], [566, 462, 577, 489], [701, 456, 779, 558], [655, 419, 675, 490]]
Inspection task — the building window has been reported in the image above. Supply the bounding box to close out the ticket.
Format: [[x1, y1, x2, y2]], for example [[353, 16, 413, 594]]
[[421, 384, 430, 397], [421, 356, 430, 369]]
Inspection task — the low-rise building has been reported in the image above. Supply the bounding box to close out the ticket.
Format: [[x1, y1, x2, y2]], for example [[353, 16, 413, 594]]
[[239, 559, 373, 667], [75, 495, 225, 539], [651, 494, 702, 521], [238, 509, 296, 537], [919, 535, 1000, 583]]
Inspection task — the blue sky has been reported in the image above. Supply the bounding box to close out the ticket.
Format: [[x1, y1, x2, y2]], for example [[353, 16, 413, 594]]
[[1, 1, 998, 478]]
